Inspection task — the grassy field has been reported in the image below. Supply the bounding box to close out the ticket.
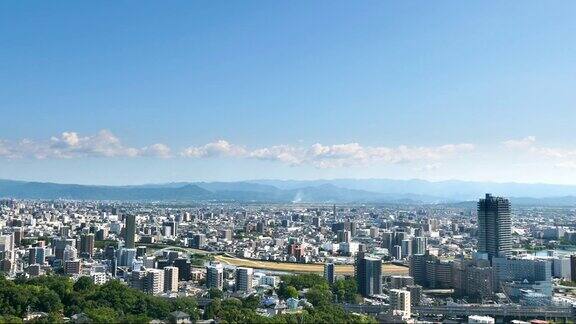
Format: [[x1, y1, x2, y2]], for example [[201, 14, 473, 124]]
[[214, 255, 408, 275]]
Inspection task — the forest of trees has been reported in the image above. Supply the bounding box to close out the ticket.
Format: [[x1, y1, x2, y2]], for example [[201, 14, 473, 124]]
[[0, 275, 198, 323], [0, 274, 374, 324]]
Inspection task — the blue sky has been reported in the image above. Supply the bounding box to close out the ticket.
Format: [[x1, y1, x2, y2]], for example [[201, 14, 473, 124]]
[[1, 1, 576, 185]]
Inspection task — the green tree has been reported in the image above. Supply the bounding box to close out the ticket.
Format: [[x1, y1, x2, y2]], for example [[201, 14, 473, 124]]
[[306, 286, 332, 306], [0, 315, 23, 324], [332, 277, 359, 303], [85, 307, 119, 323], [285, 286, 298, 299], [208, 288, 223, 299], [241, 295, 260, 310], [73, 276, 94, 292], [204, 299, 221, 320]]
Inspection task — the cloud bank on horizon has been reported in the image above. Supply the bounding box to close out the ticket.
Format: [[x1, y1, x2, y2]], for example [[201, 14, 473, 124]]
[[3, 130, 576, 174], [0, 129, 477, 168]]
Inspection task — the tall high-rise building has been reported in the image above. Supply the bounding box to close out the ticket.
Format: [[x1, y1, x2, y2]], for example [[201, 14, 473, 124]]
[[125, 214, 136, 249], [221, 229, 233, 241], [312, 217, 321, 228], [337, 230, 351, 243], [401, 239, 412, 258], [477, 194, 512, 261], [206, 263, 224, 290], [80, 233, 95, 258], [118, 248, 137, 267], [191, 234, 206, 249], [131, 270, 146, 291], [256, 221, 266, 234], [571, 255, 576, 282], [412, 237, 428, 255], [235, 267, 254, 292], [324, 262, 335, 284], [63, 245, 77, 261], [28, 247, 46, 265], [392, 245, 402, 260], [355, 252, 382, 297], [53, 238, 75, 260], [164, 266, 179, 293], [173, 258, 191, 281]]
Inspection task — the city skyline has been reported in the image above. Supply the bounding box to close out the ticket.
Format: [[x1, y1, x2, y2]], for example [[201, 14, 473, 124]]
[[3, 2, 576, 323], [2, 2, 576, 185]]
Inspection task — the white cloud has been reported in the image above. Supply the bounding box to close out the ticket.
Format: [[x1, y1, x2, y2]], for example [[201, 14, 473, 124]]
[[502, 136, 536, 149], [503, 136, 576, 167], [181, 140, 475, 168], [181, 140, 247, 158], [249, 145, 303, 165], [0, 132, 475, 166], [0, 130, 171, 159], [141, 143, 172, 158]]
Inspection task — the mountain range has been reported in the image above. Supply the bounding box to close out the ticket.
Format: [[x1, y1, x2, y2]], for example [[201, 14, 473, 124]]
[[2, 178, 576, 205]]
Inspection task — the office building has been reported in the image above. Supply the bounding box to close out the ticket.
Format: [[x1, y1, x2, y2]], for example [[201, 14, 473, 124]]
[[221, 229, 233, 241], [125, 214, 136, 249], [571, 255, 576, 282], [235, 267, 254, 292], [337, 230, 351, 243], [53, 238, 75, 260], [392, 245, 402, 260], [164, 266, 179, 293], [206, 263, 224, 290], [324, 262, 335, 284], [162, 221, 177, 237], [477, 194, 512, 261], [80, 233, 95, 258], [191, 234, 206, 249], [256, 221, 266, 234], [401, 239, 412, 258], [28, 247, 45, 265], [63, 245, 78, 261], [131, 270, 146, 291], [412, 237, 427, 255], [173, 257, 191, 281], [355, 252, 382, 297], [119, 248, 137, 267]]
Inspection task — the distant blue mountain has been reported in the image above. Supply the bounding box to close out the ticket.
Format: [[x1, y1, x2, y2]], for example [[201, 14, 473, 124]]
[[2, 178, 576, 205], [250, 178, 576, 201]]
